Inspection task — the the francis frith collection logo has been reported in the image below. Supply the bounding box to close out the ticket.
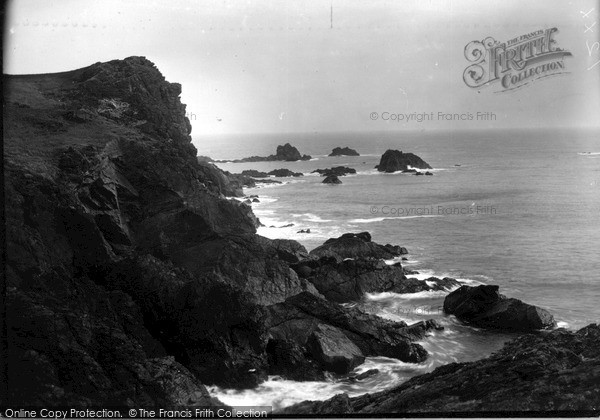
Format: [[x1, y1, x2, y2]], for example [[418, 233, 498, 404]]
[[463, 27, 572, 92]]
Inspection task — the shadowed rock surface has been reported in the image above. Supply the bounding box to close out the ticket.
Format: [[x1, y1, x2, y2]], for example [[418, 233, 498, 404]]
[[283, 324, 600, 414], [376, 149, 432, 172], [444, 285, 556, 331]]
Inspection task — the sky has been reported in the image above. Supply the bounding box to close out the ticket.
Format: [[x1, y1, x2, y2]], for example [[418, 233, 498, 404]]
[[4, 0, 600, 139]]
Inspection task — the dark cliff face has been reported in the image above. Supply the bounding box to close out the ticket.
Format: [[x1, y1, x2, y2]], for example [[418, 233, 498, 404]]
[[2, 57, 283, 403]]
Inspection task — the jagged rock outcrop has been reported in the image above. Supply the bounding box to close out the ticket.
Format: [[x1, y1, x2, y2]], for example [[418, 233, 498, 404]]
[[444, 285, 556, 331], [273, 143, 311, 161], [291, 234, 459, 302], [284, 324, 600, 414], [294, 257, 460, 303], [312, 166, 357, 177], [309, 232, 407, 262], [376, 149, 432, 172], [329, 147, 359, 156], [266, 292, 440, 375]]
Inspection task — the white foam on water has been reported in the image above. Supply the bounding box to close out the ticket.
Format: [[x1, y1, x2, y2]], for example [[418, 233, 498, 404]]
[[299, 213, 333, 223], [208, 355, 432, 412], [383, 256, 420, 265], [366, 289, 457, 301], [557, 321, 570, 328], [247, 181, 288, 190], [256, 224, 345, 244], [374, 310, 430, 326], [349, 215, 440, 223], [355, 169, 380, 175], [578, 152, 600, 155], [455, 277, 487, 286], [250, 198, 279, 207], [254, 209, 276, 216], [207, 377, 340, 411]]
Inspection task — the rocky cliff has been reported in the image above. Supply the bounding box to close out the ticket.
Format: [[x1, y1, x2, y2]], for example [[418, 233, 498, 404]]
[[3, 57, 438, 407]]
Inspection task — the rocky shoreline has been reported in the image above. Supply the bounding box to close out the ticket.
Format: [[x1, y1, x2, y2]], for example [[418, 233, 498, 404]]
[[284, 324, 600, 414], [4, 57, 598, 414]]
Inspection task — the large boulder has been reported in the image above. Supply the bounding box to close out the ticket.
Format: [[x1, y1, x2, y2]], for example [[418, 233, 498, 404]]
[[306, 324, 365, 374], [443, 285, 556, 331], [284, 324, 600, 414], [376, 149, 432, 172]]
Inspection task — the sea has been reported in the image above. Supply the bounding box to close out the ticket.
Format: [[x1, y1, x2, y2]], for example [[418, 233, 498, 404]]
[[195, 128, 600, 410]]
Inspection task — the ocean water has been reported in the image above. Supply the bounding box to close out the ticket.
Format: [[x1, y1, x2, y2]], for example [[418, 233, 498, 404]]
[[196, 128, 600, 410]]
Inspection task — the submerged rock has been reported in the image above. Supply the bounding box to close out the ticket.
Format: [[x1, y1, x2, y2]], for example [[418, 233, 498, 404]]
[[444, 285, 556, 331], [376, 149, 432, 172]]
